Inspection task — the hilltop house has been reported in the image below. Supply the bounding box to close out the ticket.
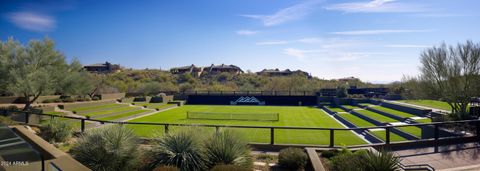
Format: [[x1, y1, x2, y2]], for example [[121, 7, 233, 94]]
[[170, 64, 203, 77], [84, 61, 121, 73], [257, 68, 311, 78], [170, 64, 243, 76]]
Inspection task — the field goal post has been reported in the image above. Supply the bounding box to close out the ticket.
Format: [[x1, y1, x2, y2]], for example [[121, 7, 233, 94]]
[[186, 111, 279, 121]]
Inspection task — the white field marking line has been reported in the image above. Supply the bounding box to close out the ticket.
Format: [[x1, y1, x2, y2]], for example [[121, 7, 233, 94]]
[[368, 128, 385, 132], [410, 116, 427, 120], [388, 122, 407, 126], [352, 108, 365, 111], [337, 112, 348, 114], [319, 108, 371, 144], [89, 105, 178, 128], [121, 105, 178, 122]]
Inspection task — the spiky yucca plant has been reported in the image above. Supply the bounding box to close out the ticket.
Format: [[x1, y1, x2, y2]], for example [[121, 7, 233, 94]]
[[147, 129, 207, 171], [40, 118, 73, 143], [70, 125, 140, 171], [359, 149, 401, 171], [203, 130, 252, 169]]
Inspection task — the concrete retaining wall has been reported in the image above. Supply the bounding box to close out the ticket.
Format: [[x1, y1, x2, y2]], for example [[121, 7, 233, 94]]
[[380, 101, 431, 116]]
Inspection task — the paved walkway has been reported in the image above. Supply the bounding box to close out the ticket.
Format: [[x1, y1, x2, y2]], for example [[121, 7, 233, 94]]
[[394, 143, 480, 170]]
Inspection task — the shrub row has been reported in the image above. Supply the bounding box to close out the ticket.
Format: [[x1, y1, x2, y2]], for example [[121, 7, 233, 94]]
[[42, 96, 100, 103]]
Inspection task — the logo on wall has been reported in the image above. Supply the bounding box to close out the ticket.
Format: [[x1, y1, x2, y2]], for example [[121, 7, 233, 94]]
[[230, 96, 265, 105]]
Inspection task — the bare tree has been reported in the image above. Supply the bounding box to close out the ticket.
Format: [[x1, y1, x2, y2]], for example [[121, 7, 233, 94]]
[[419, 41, 480, 119]]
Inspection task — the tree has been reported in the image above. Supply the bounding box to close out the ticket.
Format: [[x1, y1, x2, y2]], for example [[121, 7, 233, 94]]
[[58, 59, 96, 97], [1, 38, 70, 110], [336, 84, 349, 98], [419, 41, 480, 119]]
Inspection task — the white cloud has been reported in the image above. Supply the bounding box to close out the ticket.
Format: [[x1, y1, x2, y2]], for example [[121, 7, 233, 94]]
[[385, 44, 430, 48], [297, 37, 322, 43], [325, 0, 426, 13], [6, 11, 56, 32], [236, 30, 259, 35], [283, 48, 325, 60], [240, 0, 322, 26], [256, 41, 290, 45], [331, 29, 431, 35], [284, 48, 307, 59]]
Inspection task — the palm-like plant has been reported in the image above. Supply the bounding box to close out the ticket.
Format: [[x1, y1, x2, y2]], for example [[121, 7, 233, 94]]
[[203, 130, 252, 169], [147, 129, 207, 171], [70, 125, 140, 171], [359, 149, 401, 171]]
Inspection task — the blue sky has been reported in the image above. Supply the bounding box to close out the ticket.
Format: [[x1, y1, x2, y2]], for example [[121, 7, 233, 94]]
[[1, 0, 479, 83]]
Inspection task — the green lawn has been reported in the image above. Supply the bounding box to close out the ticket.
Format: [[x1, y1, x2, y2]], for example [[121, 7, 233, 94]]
[[370, 130, 407, 142], [82, 106, 140, 117], [358, 103, 374, 106], [126, 105, 366, 146], [354, 110, 398, 123], [338, 113, 375, 127], [370, 106, 417, 118], [354, 110, 422, 138], [342, 105, 361, 110], [132, 103, 176, 109], [324, 106, 346, 113], [399, 100, 452, 111], [338, 113, 406, 142], [97, 109, 151, 121], [69, 103, 122, 113]]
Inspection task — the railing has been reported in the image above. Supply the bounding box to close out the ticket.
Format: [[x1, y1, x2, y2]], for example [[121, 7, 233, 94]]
[[398, 163, 435, 171], [2, 110, 480, 148]]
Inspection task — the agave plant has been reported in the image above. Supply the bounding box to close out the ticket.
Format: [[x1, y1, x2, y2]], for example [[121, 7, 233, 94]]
[[359, 149, 401, 171], [40, 118, 73, 143], [203, 129, 252, 169], [70, 125, 140, 171], [147, 128, 207, 171]]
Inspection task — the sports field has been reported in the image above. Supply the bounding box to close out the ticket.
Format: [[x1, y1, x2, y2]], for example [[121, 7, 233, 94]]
[[126, 105, 366, 146]]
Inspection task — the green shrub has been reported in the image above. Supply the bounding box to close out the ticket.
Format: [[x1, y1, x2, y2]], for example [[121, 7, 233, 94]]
[[54, 99, 62, 103], [329, 149, 362, 171], [92, 96, 100, 101], [143, 105, 148, 108], [62, 97, 75, 103], [321, 150, 337, 159], [278, 147, 308, 170], [70, 125, 140, 171], [85, 97, 91, 101], [0, 116, 16, 125], [72, 111, 77, 114], [203, 130, 252, 169], [40, 118, 73, 143], [156, 108, 160, 111], [210, 164, 250, 171], [57, 104, 64, 109], [76, 97, 85, 102], [361, 149, 401, 171], [131, 102, 135, 105], [147, 129, 207, 171]]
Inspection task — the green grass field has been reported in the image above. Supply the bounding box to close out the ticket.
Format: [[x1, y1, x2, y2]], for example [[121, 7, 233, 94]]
[[354, 109, 422, 138], [399, 100, 452, 111], [342, 105, 361, 110], [324, 106, 346, 113], [97, 109, 151, 121], [354, 110, 398, 123], [132, 102, 176, 109], [370, 106, 417, 118], [338, 113, 406, 142], [126, 105, 366, 146]]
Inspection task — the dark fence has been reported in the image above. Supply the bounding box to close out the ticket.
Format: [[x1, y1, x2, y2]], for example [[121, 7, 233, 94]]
[[187, 95, 318, 106], [2, 110, 479, 148], [131, 91, 318, 96]]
